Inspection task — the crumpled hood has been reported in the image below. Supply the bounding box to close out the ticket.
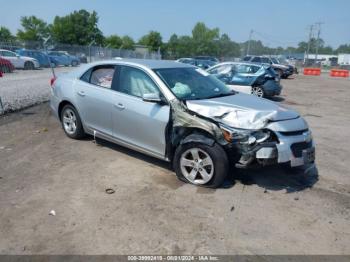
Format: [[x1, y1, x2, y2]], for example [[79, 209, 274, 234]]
[[186, 93, 299, 129]]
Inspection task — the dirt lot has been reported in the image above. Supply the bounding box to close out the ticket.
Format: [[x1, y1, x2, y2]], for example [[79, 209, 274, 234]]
[[0, 67, 73, 113], [0, 74, 349, 255]]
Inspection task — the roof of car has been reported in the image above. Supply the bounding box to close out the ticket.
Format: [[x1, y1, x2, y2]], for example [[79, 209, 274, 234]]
[[90, 59, 194, 69], [211, 61, 263, 67]]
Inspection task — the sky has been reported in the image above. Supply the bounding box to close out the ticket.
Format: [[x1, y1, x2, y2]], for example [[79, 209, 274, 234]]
[[0, 0, 349, 48]]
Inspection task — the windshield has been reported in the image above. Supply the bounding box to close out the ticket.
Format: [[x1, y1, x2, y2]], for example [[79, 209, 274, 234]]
[[154, 67, 234, 100]]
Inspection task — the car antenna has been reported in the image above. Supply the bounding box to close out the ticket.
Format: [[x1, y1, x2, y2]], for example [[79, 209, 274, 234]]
[[43, 36, 56, 79]]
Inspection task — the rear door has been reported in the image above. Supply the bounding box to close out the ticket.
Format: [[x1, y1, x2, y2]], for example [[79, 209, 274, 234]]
[[111, 65, 170, 158], [75, 64, 117, 137]]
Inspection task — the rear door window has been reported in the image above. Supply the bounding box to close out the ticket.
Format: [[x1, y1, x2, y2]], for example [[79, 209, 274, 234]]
[[3, 51, 16, 57], [208, 64, 232, 75], [236, 64, 261, 74], [80, 65, 116, 89], [90, 66, 116, 88]]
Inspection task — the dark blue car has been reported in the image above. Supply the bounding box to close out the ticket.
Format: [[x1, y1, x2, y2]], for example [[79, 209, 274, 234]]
[[16, 49, 59, 68], [48, 51, 80, 67], [207, 62, 282, 98]]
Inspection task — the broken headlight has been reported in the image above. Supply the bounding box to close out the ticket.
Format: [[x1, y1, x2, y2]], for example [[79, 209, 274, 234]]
[[220, 124, 270, 145]]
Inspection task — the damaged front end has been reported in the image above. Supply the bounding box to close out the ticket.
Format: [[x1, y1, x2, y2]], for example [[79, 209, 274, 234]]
[[219, 124, 278, 167], [168, 95, 315, 169]]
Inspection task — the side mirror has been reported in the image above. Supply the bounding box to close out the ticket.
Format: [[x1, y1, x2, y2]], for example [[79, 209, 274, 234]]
[[142, 93, 165, 104]]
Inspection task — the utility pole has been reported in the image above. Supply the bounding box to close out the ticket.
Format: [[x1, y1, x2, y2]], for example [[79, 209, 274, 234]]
[[246, 30, 253, 56], [315, 22, 324, 63], [306, 25, 314, 64]]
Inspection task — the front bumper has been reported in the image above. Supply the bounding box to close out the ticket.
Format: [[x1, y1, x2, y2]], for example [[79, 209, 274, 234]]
[[33, 60, 40, 68], [256, 130, 315, 167]]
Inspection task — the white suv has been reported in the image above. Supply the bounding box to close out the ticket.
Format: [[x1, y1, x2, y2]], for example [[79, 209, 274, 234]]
[[0, 49, 40, 70]]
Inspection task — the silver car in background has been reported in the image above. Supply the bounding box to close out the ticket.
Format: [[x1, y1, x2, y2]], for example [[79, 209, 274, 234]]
[[0, 49, 40, 69], [50, 59, 315, 188]]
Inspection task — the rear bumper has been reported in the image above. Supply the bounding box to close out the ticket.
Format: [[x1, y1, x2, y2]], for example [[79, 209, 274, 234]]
[[49, 93, 60, 119]]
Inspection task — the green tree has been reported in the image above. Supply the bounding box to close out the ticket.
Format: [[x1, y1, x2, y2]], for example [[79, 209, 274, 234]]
[[0, 26, 15, 42], [176, 36, 194, 57], [336, 44, 350, 54], [166, 34, 180, 58], [17, 16, 49, 42], [139, 31, 162, 52], [191, 22, 220, 55], [121, 36, 135, 50], [51, 10, 104, 45], [104, 35, 123, 48], [217, 34, 241, 58]]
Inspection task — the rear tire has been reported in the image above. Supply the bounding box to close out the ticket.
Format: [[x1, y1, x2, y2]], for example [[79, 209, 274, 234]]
[[71, 61, 78, 67], [173, 142, 229, 188], [251, 86, 265, 98], [60, 104, 85, 139], [1, 65, 10, 73]]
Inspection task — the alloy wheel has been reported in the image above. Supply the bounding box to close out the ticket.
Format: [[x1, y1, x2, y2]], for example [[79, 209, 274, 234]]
[[180, 148, 214, 185], [62, 108, 77, 135], [252, 86, 264, 97]]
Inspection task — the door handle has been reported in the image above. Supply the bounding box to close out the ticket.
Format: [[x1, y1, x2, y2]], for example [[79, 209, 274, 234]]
[[77, 91, 85, 97], [114, 103, 125, 110]]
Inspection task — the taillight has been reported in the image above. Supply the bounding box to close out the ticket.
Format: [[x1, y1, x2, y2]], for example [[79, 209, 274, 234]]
[[50, 77, 56, 87]]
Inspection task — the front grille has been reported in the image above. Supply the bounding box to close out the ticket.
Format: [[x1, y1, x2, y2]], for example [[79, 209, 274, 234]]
[[279, 129, 308, 136], [290, 141, 312, 157]]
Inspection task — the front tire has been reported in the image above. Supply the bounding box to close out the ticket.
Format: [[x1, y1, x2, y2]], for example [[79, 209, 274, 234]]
[[173, 142, 229, 188], [60, 105, 85, 139]]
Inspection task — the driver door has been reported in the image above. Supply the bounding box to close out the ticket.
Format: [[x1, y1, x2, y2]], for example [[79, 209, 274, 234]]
[[111, 65, 170, 158]]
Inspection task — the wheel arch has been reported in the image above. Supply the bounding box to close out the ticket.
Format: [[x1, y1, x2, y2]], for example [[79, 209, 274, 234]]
[[58, 100, 75, 121], [167, 127, 217, 162]]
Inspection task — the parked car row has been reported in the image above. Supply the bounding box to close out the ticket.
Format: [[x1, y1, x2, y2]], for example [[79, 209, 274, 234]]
[[242, 55, 295, 79], [0, 49, 40, 70], [0, 48, 81, 72], [176, 55, 299, 99], [176, 57, 218, 70]]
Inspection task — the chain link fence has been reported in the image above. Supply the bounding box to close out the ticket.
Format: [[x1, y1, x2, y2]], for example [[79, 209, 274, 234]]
[[0, 40, 161, 114], [0, 40, 161, 64]]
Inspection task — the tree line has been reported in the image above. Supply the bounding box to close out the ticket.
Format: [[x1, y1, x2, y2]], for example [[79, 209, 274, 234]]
[[0, 9, 349, 58]]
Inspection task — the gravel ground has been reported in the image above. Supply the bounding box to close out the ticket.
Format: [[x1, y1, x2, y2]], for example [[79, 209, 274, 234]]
[[0, 74, 349, 255], [0, 68, 74, 113]]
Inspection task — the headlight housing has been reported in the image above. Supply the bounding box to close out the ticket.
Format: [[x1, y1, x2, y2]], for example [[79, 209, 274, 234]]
[[220, 124, 270, 145]]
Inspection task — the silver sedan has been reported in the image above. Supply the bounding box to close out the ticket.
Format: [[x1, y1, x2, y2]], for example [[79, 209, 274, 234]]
[[50, 59, 315, 188]]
